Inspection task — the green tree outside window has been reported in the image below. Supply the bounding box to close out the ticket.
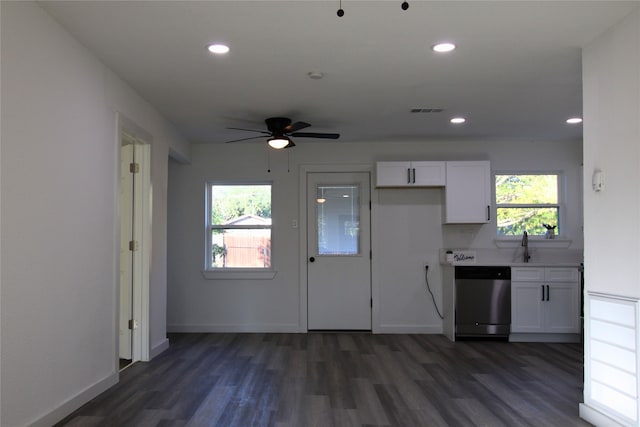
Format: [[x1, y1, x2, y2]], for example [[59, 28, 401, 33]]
[[495, 174, 559, 236]]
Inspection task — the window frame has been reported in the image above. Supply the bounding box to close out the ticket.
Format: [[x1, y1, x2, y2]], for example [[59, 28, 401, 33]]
[[202, 181, 276, 280], [494, 171, 564, 239]]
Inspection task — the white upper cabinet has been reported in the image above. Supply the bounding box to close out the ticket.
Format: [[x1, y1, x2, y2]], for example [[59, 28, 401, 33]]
[[443, 161, 491, 224], [376, 161, 446, 187]]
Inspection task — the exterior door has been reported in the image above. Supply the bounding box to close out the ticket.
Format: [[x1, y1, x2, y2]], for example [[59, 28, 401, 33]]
[[307, 172, 371, 330]]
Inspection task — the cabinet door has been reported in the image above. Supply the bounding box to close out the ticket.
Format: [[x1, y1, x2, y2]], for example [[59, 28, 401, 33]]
[[444, 161, 491, 223], [412, 161, 446, 186], [511, 282, 545, 333], [545, 282, 580, 333], [376, 162, 411, 187]]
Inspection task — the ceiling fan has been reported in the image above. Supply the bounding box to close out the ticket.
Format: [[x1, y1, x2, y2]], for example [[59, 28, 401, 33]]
[[225, 117, 340, 149]]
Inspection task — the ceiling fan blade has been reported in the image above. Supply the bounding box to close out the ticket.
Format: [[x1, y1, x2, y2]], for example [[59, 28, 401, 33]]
[[290, 132, 340, 139], [224, 135, 267, 144], [226, 127, 270, 135], [284, 121, 311, 133]]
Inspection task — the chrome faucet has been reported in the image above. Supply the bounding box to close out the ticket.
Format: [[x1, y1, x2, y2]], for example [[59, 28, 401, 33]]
[[522, 230, 531, 263]]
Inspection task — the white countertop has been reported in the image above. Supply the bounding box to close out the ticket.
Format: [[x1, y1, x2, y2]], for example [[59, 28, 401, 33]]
[[442, 262, 581, 268], [439, 248, 582, 268]]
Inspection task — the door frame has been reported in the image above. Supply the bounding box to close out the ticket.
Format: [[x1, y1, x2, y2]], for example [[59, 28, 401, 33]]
[[116, 114, 152, 369], [298, 164, 378, 332]]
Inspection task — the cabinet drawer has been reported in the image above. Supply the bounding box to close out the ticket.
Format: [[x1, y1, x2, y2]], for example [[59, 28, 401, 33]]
[[545, 267, 579, 282], [512, 267, 544, 282]]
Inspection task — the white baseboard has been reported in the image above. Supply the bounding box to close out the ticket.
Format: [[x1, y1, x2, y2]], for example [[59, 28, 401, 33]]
[[375, 325, 443, 334], [580, 403, 625, 427], [168, 324, 444, 334], [150, 337, 170, 359], [509, 333, 580, 343], [167, 323, 304, 333], [29, 371, 118, 427]]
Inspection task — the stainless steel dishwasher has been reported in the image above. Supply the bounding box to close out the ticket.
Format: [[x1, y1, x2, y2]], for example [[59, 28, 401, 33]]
[[455, 266, 511, 338]]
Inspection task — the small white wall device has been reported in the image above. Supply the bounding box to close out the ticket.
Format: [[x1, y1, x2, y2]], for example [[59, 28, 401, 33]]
[[592, 169, 604, 192]]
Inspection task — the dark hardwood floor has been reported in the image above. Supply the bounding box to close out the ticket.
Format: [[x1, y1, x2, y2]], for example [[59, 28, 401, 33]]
[[57, 333, 591, 427]]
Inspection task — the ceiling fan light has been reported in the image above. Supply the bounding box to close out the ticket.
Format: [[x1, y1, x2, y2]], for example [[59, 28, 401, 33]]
[[268, 137, 290, 149]]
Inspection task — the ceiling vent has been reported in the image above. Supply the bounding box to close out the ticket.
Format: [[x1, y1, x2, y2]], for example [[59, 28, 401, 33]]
[[410, 108, 444, 113]]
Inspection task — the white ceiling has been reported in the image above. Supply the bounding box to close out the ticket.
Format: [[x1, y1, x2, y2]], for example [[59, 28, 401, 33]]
[[40, 1, 638, 146]]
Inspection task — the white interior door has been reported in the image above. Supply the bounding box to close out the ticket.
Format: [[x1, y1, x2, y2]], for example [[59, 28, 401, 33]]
[[119, 143, 134, 360], [307, 172, 372, 330]]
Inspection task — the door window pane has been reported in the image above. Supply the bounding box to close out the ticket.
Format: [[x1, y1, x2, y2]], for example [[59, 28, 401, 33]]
[[316, 185, 360, 255]]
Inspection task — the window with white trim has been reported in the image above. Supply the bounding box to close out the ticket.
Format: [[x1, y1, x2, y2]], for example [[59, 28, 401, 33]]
[[495, 174, 561, 237], [205, 183, 272, 269]]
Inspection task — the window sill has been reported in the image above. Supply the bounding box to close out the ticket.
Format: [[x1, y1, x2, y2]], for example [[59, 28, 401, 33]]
[[201, 270, 277, 280], [494, 238, 572, 249]]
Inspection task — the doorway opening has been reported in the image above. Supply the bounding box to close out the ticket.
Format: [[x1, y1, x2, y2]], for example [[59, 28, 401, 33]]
[[119, 127, 151, 370]]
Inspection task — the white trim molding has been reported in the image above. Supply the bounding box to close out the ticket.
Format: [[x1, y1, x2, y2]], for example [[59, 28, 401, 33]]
[[581, 291, 640, 427], [167, 323, 304, 333], [201, 270, 277, 280], [376, 325, 443, 334]]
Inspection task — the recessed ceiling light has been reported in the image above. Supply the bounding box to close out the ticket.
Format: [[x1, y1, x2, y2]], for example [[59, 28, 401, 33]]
[[432, 43, 456, 53], [566, 117, 583, 124], [450, 117, 466, 124], [207, 44, 229, 54]]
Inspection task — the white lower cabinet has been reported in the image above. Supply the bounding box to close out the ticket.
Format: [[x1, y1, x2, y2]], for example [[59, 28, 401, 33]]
[[511, 267, 580, 338]]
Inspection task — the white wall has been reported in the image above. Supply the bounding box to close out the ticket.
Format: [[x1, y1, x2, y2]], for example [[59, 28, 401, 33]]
[[580, 7, 640, 425], [583, 7, 640, 298], [168, 138, 583, 333], [0, 3, 189, 426]]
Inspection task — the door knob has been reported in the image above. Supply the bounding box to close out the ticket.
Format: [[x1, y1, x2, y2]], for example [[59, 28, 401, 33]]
[[309, 257, 315, 262]]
